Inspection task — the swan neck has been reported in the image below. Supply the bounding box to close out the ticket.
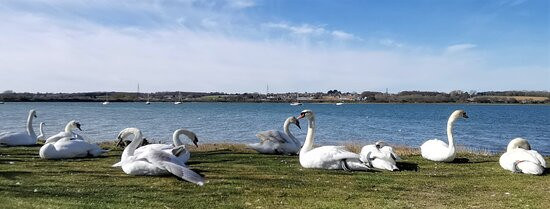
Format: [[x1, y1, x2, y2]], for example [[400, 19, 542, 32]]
[[121, 130, 143, 161], [300, 117, 315, 153], [38, 123, 45, 138], [283, 119, 296, 142], [26, 111, 37, 140], [64, 122, 73, 133], [446, 117, 455, 148]]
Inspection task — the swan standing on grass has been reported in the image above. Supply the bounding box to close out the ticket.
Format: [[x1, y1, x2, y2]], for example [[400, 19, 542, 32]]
[[36, 122, 47, 142], [116, 128, 199, 165], [499, 138, 546, 175], [360, 141, 401, 171], [113, 128, 205, 186], [420, 110, 468, 162], [0, 109, 38, 146], [39, 136, 109, 159], [297, 110, 371, 171], [45, 120, 85, 143], [248, 116, 302, 155]]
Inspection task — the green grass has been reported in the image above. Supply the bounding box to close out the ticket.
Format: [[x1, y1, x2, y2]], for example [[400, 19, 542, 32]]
[[1, 144, 548, 209]]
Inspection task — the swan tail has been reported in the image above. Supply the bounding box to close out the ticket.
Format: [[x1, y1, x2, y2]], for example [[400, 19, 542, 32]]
[[161, 161, 206, 186], [342, 158, 371, 171], [112, 161, 122, 167], [514, 160, 545, 175]]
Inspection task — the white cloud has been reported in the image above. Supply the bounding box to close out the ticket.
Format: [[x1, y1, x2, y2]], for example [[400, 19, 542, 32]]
[[331, 30, 356, 41], [0, 1, 546, 93], [379, 38, 404, 48], [225, 0, 256, 9], [445, 43, 477, 53]]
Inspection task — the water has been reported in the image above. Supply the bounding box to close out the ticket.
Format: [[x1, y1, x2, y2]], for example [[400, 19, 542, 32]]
[[1, 102, 548, 155]]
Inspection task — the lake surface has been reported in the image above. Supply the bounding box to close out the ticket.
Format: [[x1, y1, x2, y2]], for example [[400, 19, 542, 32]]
[[1, 102, 548, 155]]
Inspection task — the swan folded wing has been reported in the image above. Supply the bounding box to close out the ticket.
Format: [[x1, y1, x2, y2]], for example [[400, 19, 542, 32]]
[[314, 146, 361, 161], [158, 161, 205, 186], [0, 132, 34, 145], [256, 130, 289, 143], [527, 150, 546, 168]]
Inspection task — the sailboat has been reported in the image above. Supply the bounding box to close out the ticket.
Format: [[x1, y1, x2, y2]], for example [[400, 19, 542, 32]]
[[102, 92, 110, 105], [174, 92, 182, 104], [290, 93, 302, 106], [145, 93, 151, 105]]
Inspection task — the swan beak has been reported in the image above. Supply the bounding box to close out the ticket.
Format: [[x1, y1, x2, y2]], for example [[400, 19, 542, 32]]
[[297, 112, 305, 119], [295, 120, 301, 129], [193, 136, 199, 147], [34, 114, 37, 118], [463, 113, 469, 118], [115, 133, 125, 147], [76, 123, 82, 131]]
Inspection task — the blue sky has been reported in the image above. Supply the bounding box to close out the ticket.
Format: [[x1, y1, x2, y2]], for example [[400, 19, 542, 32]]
[[0, 0, 548, 93]]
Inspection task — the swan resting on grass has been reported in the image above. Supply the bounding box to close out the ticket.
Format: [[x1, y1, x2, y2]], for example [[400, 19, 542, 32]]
[[360, 141, 401, 171], [39, 136, 108, 159], [248, 116, 302, 155], [0, 109, 38, 146], [420, 110, 468, 162], [115, 128, 199, 165], [297, 109, 371, 171], [45, 120, 85, 143], [499, 138, 546, 175], [113, 128, 205, 186]]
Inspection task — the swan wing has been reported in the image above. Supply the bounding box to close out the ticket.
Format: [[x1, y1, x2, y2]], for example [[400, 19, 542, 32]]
[[158, 161, 205, 186], [311, 146, 361, 161], [527, 150, 547, 168], [45, 132, 70, 143], [256, 130, 290, 143]]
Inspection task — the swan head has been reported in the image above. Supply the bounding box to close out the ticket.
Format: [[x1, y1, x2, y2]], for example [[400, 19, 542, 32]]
[[116, 128, 142, 147], [68, 120, 82, 131], [507, 137, 531, 151], [297, 109, 315, 120], [288, 116, 301, 129], [30, 109, 37, 118], [375, 141, 387, 149], [450, 110, 468, 121]]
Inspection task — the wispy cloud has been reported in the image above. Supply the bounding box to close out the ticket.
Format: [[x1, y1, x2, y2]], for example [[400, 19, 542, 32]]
[[445, 43, 477, 53], [0, 1, 547, 93], [379, 38, 404, 48]]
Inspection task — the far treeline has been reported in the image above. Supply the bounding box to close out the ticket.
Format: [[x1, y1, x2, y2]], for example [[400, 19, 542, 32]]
[[0, 90, 549, 104]]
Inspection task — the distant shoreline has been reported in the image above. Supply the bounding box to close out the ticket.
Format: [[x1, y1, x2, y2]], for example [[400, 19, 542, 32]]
[[1, 90, 548, 104]]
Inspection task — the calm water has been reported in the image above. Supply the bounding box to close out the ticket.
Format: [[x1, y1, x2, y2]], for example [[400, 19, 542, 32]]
[[0, 102, 548, 155]]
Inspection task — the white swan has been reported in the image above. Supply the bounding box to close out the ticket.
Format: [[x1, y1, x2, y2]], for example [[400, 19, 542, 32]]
[[420, 110, 468, 162], [45, 120, 85, 143], [360, 141, 401, 171], [113, 128, 205, 186], [39, 135, 108, 159], [297, 110, 371, 171], [499, 138, 546, 175], [248, 116, 302, 155], [121, 129, 199, 165], [0, 109, 38, 146], [36, 122, 46, 142]]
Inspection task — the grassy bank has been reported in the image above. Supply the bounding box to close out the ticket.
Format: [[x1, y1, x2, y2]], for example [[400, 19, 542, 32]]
[[1, 144, 548, 209]]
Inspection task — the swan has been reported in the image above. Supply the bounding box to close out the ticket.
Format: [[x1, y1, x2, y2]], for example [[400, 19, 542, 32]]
[[117, 128, 199, 166], [360, 141, 401, 171], [420, 110, 468, 162], [0, 109, 38, 146], [45, 120, 85, 143], [499, 138, 546, 175], [297, 109, 371, 171], [248, 116, 302, 155], [39, 135, 109, 159], [36, 122, 46, 142], [113, 128, 205, 186]]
